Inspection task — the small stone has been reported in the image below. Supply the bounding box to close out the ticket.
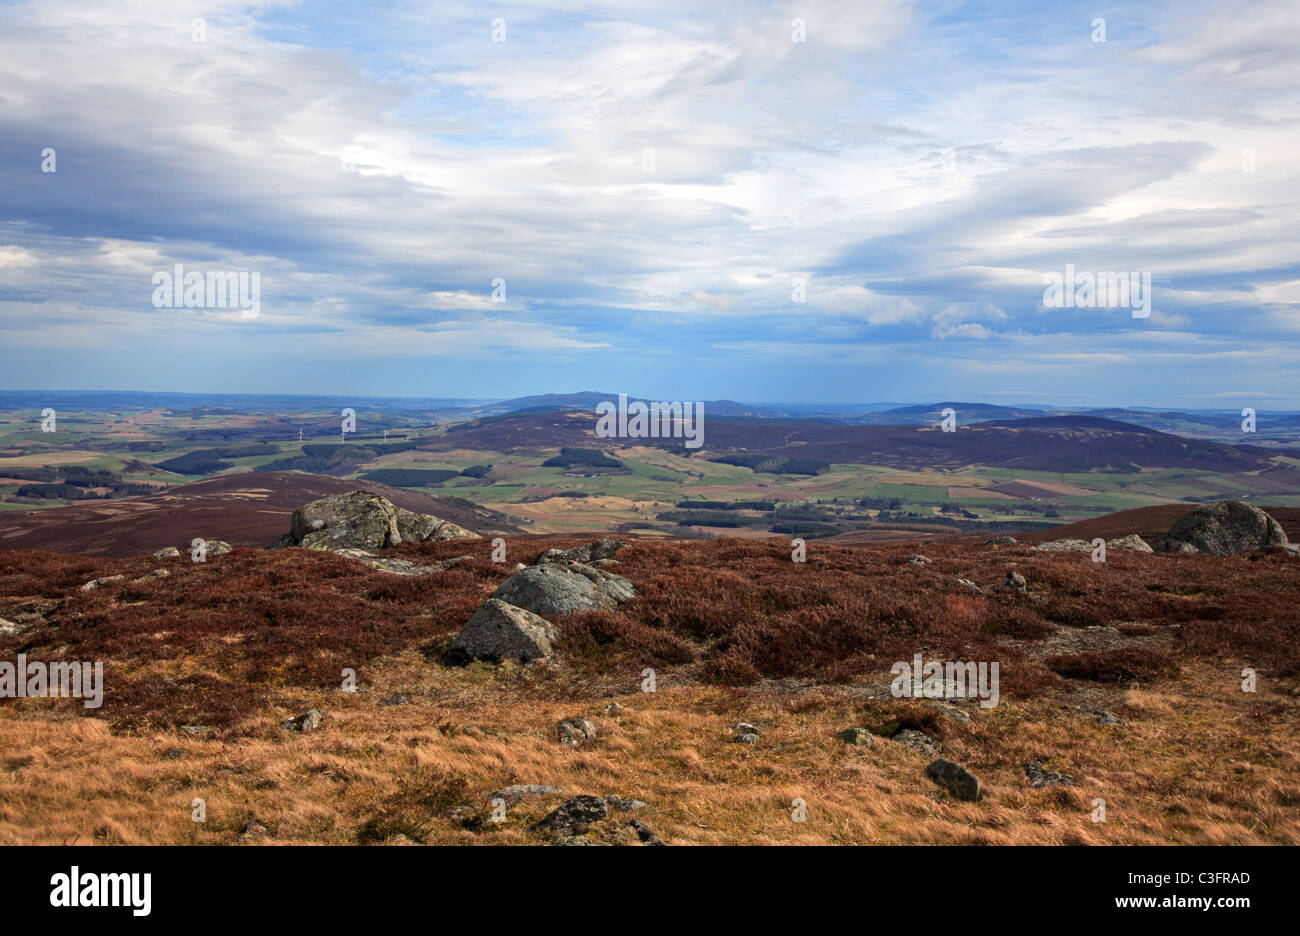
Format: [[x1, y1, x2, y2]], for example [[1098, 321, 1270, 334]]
[[282, 709, 322, 733], [985, 536, 1018, 545], [604, 794, 646, 811], [603, 702, 627, 714], [160, 748, 184, 761], [733, 733, 759, 745], [179, 725, 211, 737], [1000, 570, 1027, 593], [626, 818, 665, 845], [1024, 760, 1075, 788], [239, 819, 271, 840], [735, 722, 760, 736], [379, 693, 409, 706], [557, 717, 596, 745], [80, 575, 125, 592], [535, 795, 608, 836], [152, 546, 182, 559], [491, 784, 563, 806], [893, 729, 940, 757], [906, 554, 931, 565], [926, 758, 981, 801], [955, 578, 983, 592], [836, 727, 874, 746]]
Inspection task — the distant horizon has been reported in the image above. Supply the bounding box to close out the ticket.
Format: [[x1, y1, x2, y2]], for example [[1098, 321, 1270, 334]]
[[0, 387, 1294, 415]]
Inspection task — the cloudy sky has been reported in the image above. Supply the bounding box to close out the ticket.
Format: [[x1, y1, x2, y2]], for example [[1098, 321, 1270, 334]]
[[2, 0, 1298, 406]]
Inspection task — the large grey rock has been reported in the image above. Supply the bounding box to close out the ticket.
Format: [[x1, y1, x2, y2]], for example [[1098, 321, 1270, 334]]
[[926, 759, 981, 801], [1155, 500, 1287, 556], [287, 491, 477, 551], [492, 560, 635, 615], [448, 598, 558, 664], [537, 539, 628, 564]]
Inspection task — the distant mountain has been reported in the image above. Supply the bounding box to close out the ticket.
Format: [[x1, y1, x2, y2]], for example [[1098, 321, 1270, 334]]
[[868, 402, 1046, 424]]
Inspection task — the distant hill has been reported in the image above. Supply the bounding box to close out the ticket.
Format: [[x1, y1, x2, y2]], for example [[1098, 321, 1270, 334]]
[[427, 410, 1295, 475], [0, 473, 520, 558]]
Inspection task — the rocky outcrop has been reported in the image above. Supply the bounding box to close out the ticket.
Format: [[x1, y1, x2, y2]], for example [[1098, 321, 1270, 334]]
[[448, 598, 558, 664], [332, 548, 472, 576], [281, 491, 478, 552], [492, 559, 635, 616], [537, 539, 628, 564], [1154, 500, 1287, 556]]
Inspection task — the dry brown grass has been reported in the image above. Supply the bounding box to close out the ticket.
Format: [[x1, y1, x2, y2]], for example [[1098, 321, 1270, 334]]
[[1, 535, 1298, 845], [0, 656, 1295, 846]]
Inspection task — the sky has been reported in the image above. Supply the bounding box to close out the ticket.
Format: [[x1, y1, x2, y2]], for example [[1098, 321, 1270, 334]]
[[1, 0, 1298, 407]]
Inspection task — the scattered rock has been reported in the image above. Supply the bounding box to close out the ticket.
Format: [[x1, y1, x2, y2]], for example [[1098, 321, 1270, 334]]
[[733, 732, 759, 745], [604, 794, 646, 811], [537, 539, 628, 565], [239, 819, 272, 840], [1090, 709, 1122, 726], [0, 617, 27, 637], [133, 568, 170, 582], [929, 701, 971, 723], [906, 554, 931, 565], [985, 536, 1018, 545], [1108, 534, 1153, 552], [179, 725, 211, 737], [490, 784, 563, 806], [1000, 570, 1027, 593], [80, 575, 125, 592], [836, 727, 874, 746], [735, 722, 760, 736], [955, 578, 983, 593], [1154, 500, 1288, 556], [603, 702, 627, 714], [206, 540, 233, 556], [926, 758, 981, 801], [332, 548, 472, 576], [535, 795, 608, 836], [1024, 761, 1075, 788], [556, 716, 596, 746], [160, 748, 184, 761], [625, 819, 665, 845], [379, 693, 409, 706], [152, 546, 181, 559], [282, 709, 322, 733], [448, 598, 558, 664], [492, 560, 635, 616], [893, 729, 940, 757], [1032, 538, 1093, 553]]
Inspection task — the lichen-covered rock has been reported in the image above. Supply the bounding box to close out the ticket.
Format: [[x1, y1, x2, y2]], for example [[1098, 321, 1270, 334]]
[[1001, 570, 1027, 592], [282, 709, 321, 733], [535, 795, 608, 836], [448, 598, 558, 664], [537, 539, 629, 564], [893, 729, 940, 757], [492, 560, 635, 616], [1032, 539, 1093, 553], [285, 491, 478, 551], [837, 727, 874, 746], [556, 716, 597, 746], [152, 546, 181, 559], [1107, 534, 1153, 552], [1155, 500, 1287, 556], [1023, 760, 1075, 788]]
